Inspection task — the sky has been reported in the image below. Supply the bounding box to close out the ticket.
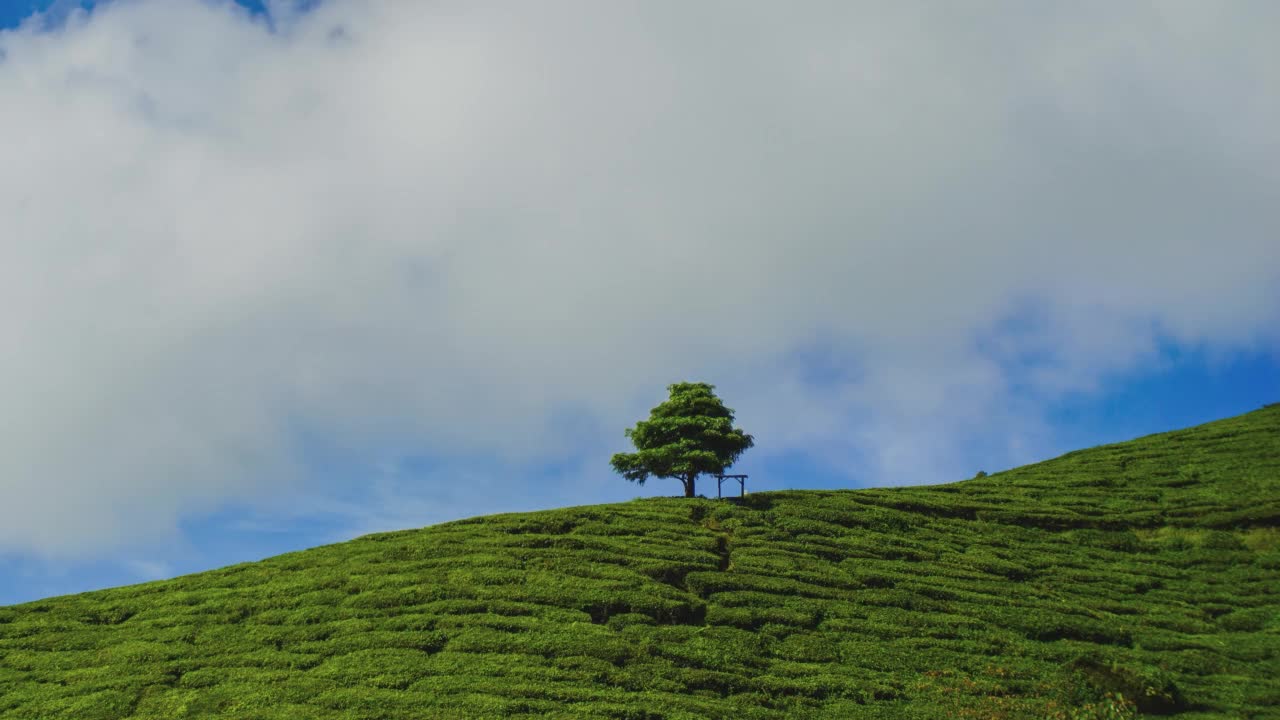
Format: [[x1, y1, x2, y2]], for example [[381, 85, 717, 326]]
[[0, 0, 1277, 607]]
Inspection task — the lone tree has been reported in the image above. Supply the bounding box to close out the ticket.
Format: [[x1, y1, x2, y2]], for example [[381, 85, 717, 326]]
[[610, 381, 754, 498]]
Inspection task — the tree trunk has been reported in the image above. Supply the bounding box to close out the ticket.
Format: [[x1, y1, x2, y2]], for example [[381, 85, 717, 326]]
[[684, 473, 696, 498]]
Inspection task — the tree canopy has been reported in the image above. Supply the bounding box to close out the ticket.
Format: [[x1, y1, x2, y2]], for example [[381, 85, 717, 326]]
[[610, 382, 754, 498]]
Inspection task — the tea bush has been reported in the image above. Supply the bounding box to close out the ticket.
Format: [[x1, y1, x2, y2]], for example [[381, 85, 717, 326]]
[[0, 405, 1276, 718]]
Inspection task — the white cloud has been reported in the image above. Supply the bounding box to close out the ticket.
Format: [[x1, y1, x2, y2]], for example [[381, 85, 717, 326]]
[[123, 557, 172, 581], [1, 0, 1277, 559]]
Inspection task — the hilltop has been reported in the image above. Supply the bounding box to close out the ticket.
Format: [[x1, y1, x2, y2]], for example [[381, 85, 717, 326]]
[[1, 405, 1278, 719]]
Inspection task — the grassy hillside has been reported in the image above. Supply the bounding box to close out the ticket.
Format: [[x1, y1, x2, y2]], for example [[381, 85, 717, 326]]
[[1, 406, 1278, 719]]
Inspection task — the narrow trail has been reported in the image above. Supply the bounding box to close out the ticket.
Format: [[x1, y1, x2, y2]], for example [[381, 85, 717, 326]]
[[714, 533, 732, 572], [690, 504, 734, 573]]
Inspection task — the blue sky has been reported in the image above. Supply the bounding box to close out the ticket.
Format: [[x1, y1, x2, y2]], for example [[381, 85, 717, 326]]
[[0, 0, 269, 29], [0, 0, 1277, 607]]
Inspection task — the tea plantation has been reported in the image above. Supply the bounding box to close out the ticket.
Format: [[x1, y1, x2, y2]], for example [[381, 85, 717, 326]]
[[1, 406, 1277, 718]]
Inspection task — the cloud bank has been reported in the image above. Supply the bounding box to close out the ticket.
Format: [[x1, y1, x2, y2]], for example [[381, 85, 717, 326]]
[[1, 0, 1277, 558]]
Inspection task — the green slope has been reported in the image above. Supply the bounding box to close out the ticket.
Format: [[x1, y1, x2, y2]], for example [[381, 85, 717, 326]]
[[2, 406, 1278, 719]]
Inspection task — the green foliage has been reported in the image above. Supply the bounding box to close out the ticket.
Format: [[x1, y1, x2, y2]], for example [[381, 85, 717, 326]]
[[610, 382, 754, 497], [1216, 607, 1273, 632], [0, 405, 1277, 718], [1046, 692, 1138, 720], [1057, 654, 1187, 713]]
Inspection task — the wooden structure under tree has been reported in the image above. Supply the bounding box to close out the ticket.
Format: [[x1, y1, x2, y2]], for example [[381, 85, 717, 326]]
[[715, 474, 748, 499]]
